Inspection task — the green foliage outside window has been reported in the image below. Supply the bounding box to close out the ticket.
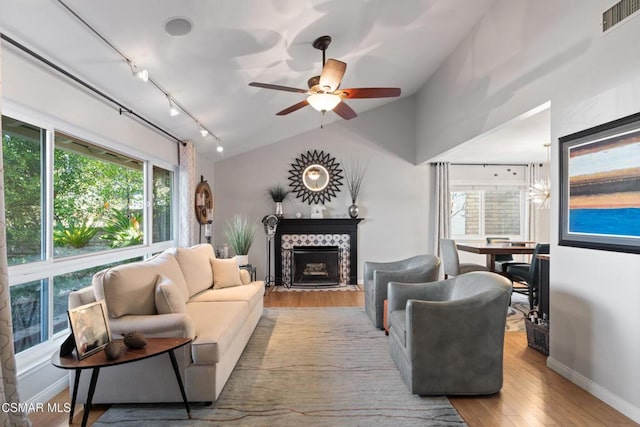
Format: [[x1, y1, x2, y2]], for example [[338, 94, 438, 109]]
[[100, 208, 143, 248], [53, 219, 98, 248], [2, 129, 43, 265]]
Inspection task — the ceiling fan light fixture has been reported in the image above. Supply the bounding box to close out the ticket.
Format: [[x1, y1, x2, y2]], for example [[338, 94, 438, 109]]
[[307, 93, 341, 112]]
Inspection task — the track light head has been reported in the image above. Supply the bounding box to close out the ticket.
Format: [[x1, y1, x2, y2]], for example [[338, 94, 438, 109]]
[[135, 68, 149, 82], [129, 61, 149, 82], [167, 96, 180, 116], [216, 146, 224, 153], [199, 126, 209, 137]]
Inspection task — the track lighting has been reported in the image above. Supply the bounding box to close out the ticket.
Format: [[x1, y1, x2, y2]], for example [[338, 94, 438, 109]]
[[167, 96, 180, 116], [135, 68, 149, 82], [128, 61, 148, 82], [216, 146, 224, 153], [56, 1, 225, 154]]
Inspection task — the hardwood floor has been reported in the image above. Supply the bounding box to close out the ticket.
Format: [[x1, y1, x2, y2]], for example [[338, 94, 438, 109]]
[[30, 287, 636, 426]]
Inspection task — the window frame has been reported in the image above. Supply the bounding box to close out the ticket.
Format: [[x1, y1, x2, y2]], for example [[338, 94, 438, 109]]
[[450, 182, 528, 241], [2, 105, 178, 371]]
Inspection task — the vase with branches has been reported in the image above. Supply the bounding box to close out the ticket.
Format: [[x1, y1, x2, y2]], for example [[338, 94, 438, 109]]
[[267, 184, 290, 218], [342, 157, 369, 218], [224, 215, 256, 266]]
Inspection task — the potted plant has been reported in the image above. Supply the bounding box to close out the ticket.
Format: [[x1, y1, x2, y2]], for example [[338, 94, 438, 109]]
[[224, 215, 256, 266], [267, 184, 291, 218], [342, 157, 369, 218]]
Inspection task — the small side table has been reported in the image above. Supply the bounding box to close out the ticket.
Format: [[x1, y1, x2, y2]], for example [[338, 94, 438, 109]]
[[240, 264, 257, 282], [51, 337, 192, 427], [383, 299, 389, 335]]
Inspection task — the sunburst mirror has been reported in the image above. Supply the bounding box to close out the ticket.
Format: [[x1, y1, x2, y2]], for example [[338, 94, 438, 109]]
[[288, 150, 344, 205]]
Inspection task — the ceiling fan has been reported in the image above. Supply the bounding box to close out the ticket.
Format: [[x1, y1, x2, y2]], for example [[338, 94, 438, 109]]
[[249, 35, 401, 120]]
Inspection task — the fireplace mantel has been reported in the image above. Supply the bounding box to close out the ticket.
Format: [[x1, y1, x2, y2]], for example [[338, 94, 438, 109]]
[[275, 218, 363, 285]]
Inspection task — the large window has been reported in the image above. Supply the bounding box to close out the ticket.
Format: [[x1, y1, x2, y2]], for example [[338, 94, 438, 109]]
[[2, 114, 176, 355], [152, 166, 173, 242], [451, 189, 524, 238], [2, 117, 45, 266], [54, 132, 145, 257]]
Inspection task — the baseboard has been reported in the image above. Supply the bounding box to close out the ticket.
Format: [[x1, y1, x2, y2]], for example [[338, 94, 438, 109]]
[[24, 375, 67, 407], [547, 357, 640, 423]]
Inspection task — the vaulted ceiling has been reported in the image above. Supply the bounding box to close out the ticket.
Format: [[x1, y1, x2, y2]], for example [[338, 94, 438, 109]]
[[1, 0, 499, 160]]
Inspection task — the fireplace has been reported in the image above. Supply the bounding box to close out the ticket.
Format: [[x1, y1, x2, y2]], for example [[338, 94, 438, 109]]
[[275, 219, 362, 286], [292, 246, 340, 287]]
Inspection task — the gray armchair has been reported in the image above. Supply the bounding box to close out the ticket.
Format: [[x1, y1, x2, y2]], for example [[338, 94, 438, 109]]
[[363, 254, 440, 329], [387, 271, 511, 395]]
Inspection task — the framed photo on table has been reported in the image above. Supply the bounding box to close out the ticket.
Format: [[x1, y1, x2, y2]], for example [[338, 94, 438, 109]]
[[68, 301, 112, 360], [559, 111, 640, 254]]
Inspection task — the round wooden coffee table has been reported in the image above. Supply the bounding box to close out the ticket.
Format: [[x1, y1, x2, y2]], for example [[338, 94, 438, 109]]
[[51, 337, 192, 427]]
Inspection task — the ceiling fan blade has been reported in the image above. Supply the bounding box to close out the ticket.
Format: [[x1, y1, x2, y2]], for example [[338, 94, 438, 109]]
[[333, 101, 357, 120], [276, 100, 309, 115], [319, 59, 346, 92], [340, 87, 401, 98], [249, 82, 308, 94]]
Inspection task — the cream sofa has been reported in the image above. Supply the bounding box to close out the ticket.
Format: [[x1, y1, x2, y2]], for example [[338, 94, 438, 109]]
[[68, 244, 264, 404]]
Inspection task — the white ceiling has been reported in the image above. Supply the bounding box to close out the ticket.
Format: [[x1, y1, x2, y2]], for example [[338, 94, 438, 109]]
[[0, 0, 518, 161], [433, 105, 551, 164]]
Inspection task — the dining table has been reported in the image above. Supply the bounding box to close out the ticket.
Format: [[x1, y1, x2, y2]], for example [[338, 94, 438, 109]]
[[456, 241, 537, 272]]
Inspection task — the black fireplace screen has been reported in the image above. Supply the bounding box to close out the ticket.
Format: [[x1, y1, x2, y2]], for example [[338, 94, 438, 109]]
[[292, 246, 340, 287]]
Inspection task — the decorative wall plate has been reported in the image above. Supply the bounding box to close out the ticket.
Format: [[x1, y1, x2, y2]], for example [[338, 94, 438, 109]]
[[288, 150, 343, 205], [195, 178, 214, 224]]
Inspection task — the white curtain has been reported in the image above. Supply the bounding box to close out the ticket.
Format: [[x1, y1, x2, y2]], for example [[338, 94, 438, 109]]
[[0, 66, 31, 425], [178, 141, 196, 248], [527, 163, 543, 241], [431, 162, 451, 256]]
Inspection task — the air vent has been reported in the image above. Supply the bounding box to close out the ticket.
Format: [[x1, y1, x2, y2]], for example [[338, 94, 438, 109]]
[[603, 0, 640, 31]]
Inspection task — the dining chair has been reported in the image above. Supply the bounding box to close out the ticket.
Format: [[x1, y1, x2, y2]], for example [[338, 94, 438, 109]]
[[485, 237, 519, 272], [440, 239, 488, 279], [505, 243, 550, 309]]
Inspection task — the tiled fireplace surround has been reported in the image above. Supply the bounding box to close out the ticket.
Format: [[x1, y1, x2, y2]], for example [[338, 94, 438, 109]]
[[274, 219, 362, 286]]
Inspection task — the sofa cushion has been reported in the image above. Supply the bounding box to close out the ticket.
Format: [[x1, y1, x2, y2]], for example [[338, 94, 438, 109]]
[[174, 244, 215, 297], [210, 258, 243, 289], [93, 252, 186, 318], [190, 281, 264, 311], [239, 269, 250, 286], [187, 301, 249, 364], [155, 275, 187, 314], [146, 252, 189, 303]]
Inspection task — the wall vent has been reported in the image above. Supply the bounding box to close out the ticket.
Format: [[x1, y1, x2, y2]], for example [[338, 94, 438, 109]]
[[603, 0, 640, 31]]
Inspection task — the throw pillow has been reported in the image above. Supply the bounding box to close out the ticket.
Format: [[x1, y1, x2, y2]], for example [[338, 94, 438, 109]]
[[210, 258, 243, 289], [174, 244, 215, 297], [155, 274, 187, 314]]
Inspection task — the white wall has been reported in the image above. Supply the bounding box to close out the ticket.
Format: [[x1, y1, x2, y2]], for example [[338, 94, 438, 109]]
[[2, 47, 177, 164], [416, 0, 640, 421], [213, 96, 433, 283]]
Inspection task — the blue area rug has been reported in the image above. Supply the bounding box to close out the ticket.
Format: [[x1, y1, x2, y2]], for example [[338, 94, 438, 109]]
[[94, 307, 466, 426]]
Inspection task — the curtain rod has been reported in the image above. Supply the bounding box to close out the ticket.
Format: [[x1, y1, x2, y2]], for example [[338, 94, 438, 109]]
[[0, 32, 186, 147]]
